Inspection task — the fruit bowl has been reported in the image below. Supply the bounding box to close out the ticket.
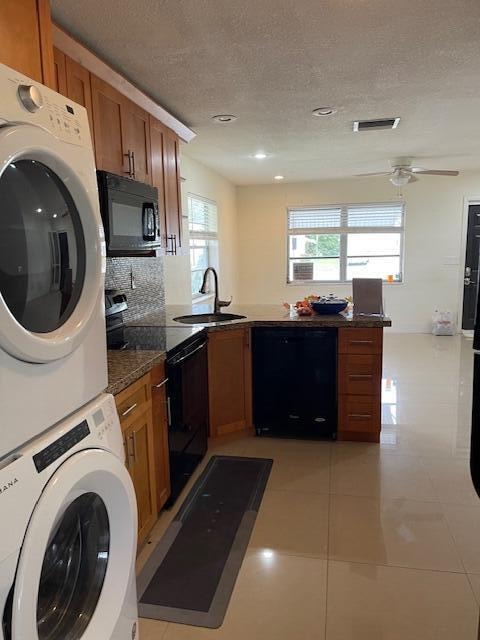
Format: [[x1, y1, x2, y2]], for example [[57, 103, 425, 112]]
[[310, 299, 348, 315]]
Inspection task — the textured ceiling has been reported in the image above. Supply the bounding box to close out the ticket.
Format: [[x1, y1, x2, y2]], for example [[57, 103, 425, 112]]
[[51, 0, 480, 185]]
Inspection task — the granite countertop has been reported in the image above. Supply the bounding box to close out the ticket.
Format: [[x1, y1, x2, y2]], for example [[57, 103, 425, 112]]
[[107, 350, 166, 396], [130, 303, 392, 329], [107, 303, 391, 396]]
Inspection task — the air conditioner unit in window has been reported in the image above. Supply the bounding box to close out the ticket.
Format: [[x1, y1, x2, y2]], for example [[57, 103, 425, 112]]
[[293, 262, 314, 280]]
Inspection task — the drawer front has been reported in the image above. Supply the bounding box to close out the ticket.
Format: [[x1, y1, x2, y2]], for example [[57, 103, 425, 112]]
[[338, 354, 382, 396], [115, 374, 151, 429], [338, 328, 382, 355], [339, 395, 381, 433]]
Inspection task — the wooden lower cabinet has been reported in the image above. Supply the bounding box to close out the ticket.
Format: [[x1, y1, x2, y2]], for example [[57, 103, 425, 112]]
[[338, 328, 383, 442], [115, 374, 157, 547], [208, 328, 252, 438], [123, 410, 157, 545], [150, 363, 171, 512]]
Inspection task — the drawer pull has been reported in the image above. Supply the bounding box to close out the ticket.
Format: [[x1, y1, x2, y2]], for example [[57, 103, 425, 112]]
[[153, 378, 168, 389], [348, 374, 373, 380], [121, 402, 138, 417], [348, 413, 372, 419], [350, 340, 374, 345]]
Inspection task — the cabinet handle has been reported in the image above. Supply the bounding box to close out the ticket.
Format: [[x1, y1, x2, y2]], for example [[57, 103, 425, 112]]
[[348, 413, 372, 419], [124, 151, 132, 177], [121, 402, 137, 417], [129, 434, 136, 463], [123, 435, 129, 469], [166, 396, 172, 426], [350, 340, 374, 345], [348, 374, 373, 379], [173, 234, 177, 255], [166, 234, 175, 255], [153, 378, 168, 389], [131, 151, 136, 179]]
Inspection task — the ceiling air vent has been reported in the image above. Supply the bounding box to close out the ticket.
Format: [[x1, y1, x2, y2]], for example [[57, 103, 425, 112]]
[[353, 117, 400, 132]]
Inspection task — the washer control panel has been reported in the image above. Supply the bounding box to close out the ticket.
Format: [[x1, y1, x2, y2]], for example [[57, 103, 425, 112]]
[[92, 395, 119, 440], [0, 62, 92, 149], [33, 421, 90, 473]]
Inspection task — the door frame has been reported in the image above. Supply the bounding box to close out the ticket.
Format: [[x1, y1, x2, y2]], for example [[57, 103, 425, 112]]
[[458, 196, 480, 333]]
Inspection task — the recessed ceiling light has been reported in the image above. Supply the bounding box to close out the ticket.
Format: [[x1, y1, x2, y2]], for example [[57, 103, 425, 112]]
[[212, 114, 237, 123], [254, 152, 267, 159], [312, 107, 337, 117], [274, 175, 284, 181]]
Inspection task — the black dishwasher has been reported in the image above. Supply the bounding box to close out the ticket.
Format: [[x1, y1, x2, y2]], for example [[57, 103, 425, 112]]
[[252, 327, 337, 439]]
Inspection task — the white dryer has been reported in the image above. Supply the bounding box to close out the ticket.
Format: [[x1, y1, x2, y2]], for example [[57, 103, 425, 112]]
[[0, 393, 138, 640], [0, 63, 107, 459]]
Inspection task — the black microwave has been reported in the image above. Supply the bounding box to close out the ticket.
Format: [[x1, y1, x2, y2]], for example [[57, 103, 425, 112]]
[[97, 171, 161, 255]]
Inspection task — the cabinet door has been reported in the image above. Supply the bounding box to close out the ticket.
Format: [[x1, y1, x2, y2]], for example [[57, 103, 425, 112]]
[[91, 75, 128, 176], [0, 0, 54, 87], [122, 99, 152, 184], [151, 365, 171, 511], [53, 47, 67, 95], [125, 410, 157, 546], [208, 328, 252, 437], [65, 56, 94, 145], [149, 116, 168, 252], [163, 128, 183, 250]]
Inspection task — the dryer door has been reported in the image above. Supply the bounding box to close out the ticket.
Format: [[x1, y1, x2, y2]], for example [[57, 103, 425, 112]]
[[10, 449, 137, 640], [0, 123, 104, 364]]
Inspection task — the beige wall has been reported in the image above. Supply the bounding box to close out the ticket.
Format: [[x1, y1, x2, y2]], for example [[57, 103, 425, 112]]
[[164, 151, 239, 304], [236, 173, 480, 332]]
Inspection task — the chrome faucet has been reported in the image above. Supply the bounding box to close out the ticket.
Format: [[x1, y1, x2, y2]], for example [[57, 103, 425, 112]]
[[199, 267, 232, 314]]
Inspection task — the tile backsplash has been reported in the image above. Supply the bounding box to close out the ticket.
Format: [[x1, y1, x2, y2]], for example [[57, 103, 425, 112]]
[[105, 257, 165, 322]]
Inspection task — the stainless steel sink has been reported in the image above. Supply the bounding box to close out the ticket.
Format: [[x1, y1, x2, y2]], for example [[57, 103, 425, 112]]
[[173, 312, 246, 325]]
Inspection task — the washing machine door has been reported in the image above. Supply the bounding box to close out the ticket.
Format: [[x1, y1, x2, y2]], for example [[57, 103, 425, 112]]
[[0, 123, 104, 364], [10, 449, 137, 640]]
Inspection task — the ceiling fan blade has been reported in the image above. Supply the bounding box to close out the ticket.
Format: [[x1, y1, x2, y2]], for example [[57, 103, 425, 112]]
[[355, 172, 391, 177], [411, 169, 459, 176]]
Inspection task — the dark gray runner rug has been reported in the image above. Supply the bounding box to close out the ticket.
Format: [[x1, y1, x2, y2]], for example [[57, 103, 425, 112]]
[[137, 454, 272, 628]]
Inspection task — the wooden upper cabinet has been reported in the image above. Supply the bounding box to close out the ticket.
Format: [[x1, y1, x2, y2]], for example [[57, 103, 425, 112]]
[[123, 99, 152, 184], [0, 0, 54, 87], [53, 48, 94, 147], [208, 328, 253, 438], [53, 47, 67, 95], [150, 116, 168, 250], [91, 75, 127, 176], [65, 56, 94, 141], [163, 128, 183, 251]]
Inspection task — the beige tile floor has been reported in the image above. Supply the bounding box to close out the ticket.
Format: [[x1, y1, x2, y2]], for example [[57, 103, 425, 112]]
[[137, 333, 480, 639]]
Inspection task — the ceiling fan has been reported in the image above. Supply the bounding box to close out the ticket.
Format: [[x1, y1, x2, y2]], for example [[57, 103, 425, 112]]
[[357, 159, 459, 186]]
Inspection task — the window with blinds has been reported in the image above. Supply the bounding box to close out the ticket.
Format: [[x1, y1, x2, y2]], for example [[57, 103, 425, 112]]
[[188, 194, 219, 298], [287, 201, 405, 283]]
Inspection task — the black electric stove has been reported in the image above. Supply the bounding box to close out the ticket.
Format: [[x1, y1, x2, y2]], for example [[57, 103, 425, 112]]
[[107, 323, 204, 355]]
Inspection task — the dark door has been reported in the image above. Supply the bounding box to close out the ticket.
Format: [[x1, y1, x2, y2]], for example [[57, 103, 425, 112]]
[[462, 204, 480, 330]]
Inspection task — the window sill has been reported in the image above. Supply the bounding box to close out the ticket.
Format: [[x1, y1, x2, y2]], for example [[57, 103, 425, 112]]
[[286, 280, 404, 286], [192, 293, 215, 305]]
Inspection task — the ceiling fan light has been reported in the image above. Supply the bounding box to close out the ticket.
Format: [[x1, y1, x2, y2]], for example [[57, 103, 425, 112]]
[[390, 173, 410, 187]]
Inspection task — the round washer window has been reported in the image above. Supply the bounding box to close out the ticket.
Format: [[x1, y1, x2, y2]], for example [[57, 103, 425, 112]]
[[0, 159, 86, 333], [37, 492, 110, 639]]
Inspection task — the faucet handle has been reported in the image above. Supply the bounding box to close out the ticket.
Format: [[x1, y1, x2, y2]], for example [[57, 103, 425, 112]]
[[218, 297, 232, 309]]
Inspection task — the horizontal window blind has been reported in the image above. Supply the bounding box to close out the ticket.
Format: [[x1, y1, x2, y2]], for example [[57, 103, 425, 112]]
[[188, 194, 218, 239], [288, 201, 404, 231]]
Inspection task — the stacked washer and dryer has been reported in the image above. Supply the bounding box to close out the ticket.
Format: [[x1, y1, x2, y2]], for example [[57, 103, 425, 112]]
[[0, 63, 139, 639]]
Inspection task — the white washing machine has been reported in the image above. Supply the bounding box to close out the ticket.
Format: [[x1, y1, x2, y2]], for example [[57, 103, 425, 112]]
[[0, 63, 107, 459], [0, 393, 138, 640]]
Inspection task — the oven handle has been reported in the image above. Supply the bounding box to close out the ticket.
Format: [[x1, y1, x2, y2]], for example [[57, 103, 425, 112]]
[[168, 341, 206, 367]]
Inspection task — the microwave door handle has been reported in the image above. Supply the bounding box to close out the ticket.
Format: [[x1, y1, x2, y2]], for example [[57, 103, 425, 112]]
[[142, 203, 155, 241]]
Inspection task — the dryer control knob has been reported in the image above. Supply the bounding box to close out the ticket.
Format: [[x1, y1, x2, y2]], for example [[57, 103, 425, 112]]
[[18, 84, 44, 112]]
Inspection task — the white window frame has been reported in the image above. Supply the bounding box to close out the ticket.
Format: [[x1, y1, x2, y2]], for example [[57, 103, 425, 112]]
[[286, 201, 405, 285], [187, 193, 219, 300]]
